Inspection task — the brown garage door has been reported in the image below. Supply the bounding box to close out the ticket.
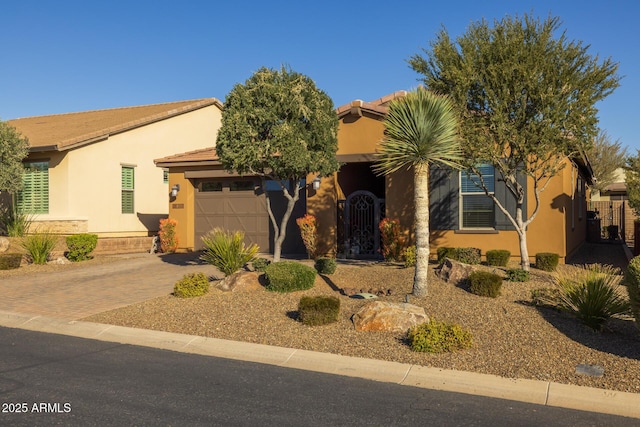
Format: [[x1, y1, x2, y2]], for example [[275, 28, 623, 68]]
[[194, 178, 270, 251]]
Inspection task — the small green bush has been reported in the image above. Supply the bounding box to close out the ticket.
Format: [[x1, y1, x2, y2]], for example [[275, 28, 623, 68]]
[[468, 271, 502, 298], [407, 319, 473, 353], [65, 233, 98, 261], [21, 231, 57, 265], [0, 253, 22, 270], [298, 295, 340, 326], [264, 261, 316, 293], [314, 257, 337, 274], [506, 268, 530, 282], [437, 247, 481, 265], [173, 272, 210, 298], [535, 252, 559, 272], [200, 228, 259, 276], [403, 245, 416, 268], [486, 249, 510, 267], [437, 247, 456, 264], [624, 256, 640, 330], [252, 257, 270, 272]]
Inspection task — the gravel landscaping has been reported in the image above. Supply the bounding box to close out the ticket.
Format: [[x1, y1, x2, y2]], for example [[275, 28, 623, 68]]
[[82, 255, 640, 395]]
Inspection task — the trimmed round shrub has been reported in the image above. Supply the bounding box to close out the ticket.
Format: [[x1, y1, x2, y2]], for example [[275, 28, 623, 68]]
[[624, 256, 640, 330], [298, 295, 340, 326], [314, 257, 337, 274], [536, 252, 559, 272], [407, 319, 473, 353], [252, 257, 270, 272], [506, 268, 530, 282], [469, 271, 502, 298], [436, 247, 456, 264], [264, 261, 316, 293], [66, 233, 98, 261], [456, 247, 481, 265], [173, 272, 210, 298], [0, 253, 22, 270], [486, 249, 510, 267]]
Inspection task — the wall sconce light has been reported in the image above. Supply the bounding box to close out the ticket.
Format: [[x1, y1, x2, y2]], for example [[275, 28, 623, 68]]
[[312, 175, 321, 190], [170, 184, 180, 198]]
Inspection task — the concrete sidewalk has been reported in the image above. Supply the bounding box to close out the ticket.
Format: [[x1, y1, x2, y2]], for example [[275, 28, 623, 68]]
[[0, 247, 638, 419]]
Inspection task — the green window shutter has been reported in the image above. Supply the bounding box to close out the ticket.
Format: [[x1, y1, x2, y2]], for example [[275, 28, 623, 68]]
[[121, 166, 135, 214], [17, 161, 49, 214]]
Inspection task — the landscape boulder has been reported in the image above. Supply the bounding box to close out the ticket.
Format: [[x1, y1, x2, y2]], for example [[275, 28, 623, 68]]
[[436, 258, 474, 285], [0, 237, 9, 253], [216, 271, 262, 292], [352, 301, 428, 333]]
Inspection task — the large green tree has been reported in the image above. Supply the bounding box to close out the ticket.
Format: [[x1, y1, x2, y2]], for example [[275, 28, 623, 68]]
[[374, 89, 461, 297], [588, 130, 627, 194], [409, 14, 620, 270], [625, 151, 640, 217], [216, 66, 339, 262], [0, 120, 29, 194]]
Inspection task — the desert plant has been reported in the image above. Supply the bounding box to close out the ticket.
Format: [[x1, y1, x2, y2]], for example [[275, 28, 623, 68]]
[[407, 319, 473, 353], [379, 218, 406, 262], [623, 256, 640, 330], [65, 233, 98, 262], [173, 272, 209, 298], [21, 231, 57, 264], [456, 247, 481, 265], [530, 287, 561, 306], [200, 228, 259, 276], [506, 268, 530, 282], [468, 271, 502, 298], [252, 257, 271, 272], [159, 218, 179, 253], [548, 264, 630, 330], [264, 261, 316, 293], [535, 252, 559, 272], [437, 247, 456, 264], [296, 214, 318, 259], [314, 257, 336, 274], [297, 295, 340, 326], [486, 249, 510, 267], [0, 201, 32, 237], [0, 253, 22, 270], [403, 245, 416, 268]]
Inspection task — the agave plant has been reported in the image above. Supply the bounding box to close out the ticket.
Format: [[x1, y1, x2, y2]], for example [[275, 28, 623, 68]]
[[200, 228, 259, 276]]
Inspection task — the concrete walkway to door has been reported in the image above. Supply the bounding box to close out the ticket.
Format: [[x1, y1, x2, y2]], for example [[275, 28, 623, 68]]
[[0, 253, 221, 320]]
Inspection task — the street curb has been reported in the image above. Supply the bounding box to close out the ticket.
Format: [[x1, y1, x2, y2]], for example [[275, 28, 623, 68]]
[[1, 310, 638, 419]]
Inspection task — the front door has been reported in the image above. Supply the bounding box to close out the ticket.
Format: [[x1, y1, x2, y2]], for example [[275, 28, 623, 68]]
[[343, 190, 384, 258]]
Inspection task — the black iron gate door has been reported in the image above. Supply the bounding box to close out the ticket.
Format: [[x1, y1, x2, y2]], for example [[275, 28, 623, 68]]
[[343, 190, 384, 258]]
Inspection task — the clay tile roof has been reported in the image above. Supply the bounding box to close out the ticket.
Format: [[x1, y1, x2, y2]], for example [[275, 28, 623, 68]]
[[8, 98, 223, 152], [154, 146, 219, 166], [335, 90, 407, 118]]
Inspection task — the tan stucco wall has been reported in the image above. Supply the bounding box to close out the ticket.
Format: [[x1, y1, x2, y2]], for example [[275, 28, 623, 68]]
[[26, 104, 221, 237], [335, 112, 384, 156], [166, 169, 197, 251]]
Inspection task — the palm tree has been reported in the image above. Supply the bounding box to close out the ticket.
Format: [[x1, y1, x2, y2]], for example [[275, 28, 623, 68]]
[[374, 89, 462, 297]]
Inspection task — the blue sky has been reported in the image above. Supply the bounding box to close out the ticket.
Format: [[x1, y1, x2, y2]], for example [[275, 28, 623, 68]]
[[1, 1, 637, 151]]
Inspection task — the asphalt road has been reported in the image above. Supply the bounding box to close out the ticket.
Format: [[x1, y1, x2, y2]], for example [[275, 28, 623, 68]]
[[0, 326, 636, 426]]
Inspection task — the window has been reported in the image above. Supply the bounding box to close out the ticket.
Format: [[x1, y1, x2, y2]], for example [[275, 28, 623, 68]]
[[200, 181, 222, 192], [229, 181, 255, 191], [17, 161, 49, 214], [121, 166, 135, 214], [163, 170, 169, 184], [460, 164, 495, 228]]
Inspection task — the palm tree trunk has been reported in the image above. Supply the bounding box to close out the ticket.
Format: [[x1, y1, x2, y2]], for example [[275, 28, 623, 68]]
[[412, 164, 430, 297]]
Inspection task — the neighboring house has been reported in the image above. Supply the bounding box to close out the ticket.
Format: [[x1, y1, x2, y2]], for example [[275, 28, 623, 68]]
[[7, 98, 222, 250], [157, 92, 593, 263], [589, 168, 636, 243]]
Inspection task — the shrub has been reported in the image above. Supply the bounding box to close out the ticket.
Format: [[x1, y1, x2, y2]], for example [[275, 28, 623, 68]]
[[296, 214, 318, 259], [314, 257, 336, 274], [264, 261, 316, 293], [486, 249, 510, 267], [159, 218, 179, 253], [530, 287, 560, 307], [21, 231, 57, 265], [0, 201, 32, 237], [0, 253, 22, 270], [506, 268, 530, 282], [407, 319, 473, 353], [535, 252, 559, 272], [437, 247, 481, 265], [623, 256, 640, 330], [379, 218, 406, 262], [549, 264, 630, 331], [468, 271, 502, 298], [173, 272, 209, 298], [200, 228, 259, 276], [252, 257, 271, 272], [403, 245, 416, 268], [65, 233, 98, 261], [437, 247, 456, 264], [297, 295, 340, 326]]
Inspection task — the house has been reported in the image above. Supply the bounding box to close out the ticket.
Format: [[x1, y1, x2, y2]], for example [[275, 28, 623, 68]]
[[157, 92, 593, 264], [6, 98, 223, 252]]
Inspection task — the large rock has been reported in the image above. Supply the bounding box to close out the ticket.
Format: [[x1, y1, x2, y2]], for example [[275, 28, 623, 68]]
[[436, 258, 474, 285], [216, 271, 262, 292], [0, 237, 9, 253], [352, 301, 428, 333]]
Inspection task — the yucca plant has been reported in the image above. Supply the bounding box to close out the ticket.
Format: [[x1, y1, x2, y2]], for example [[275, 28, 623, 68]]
[[200, 228, 259, 276], [21, 230, 58, 264], [0, 201, 33, 237], [550, 264, 630, 331]]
